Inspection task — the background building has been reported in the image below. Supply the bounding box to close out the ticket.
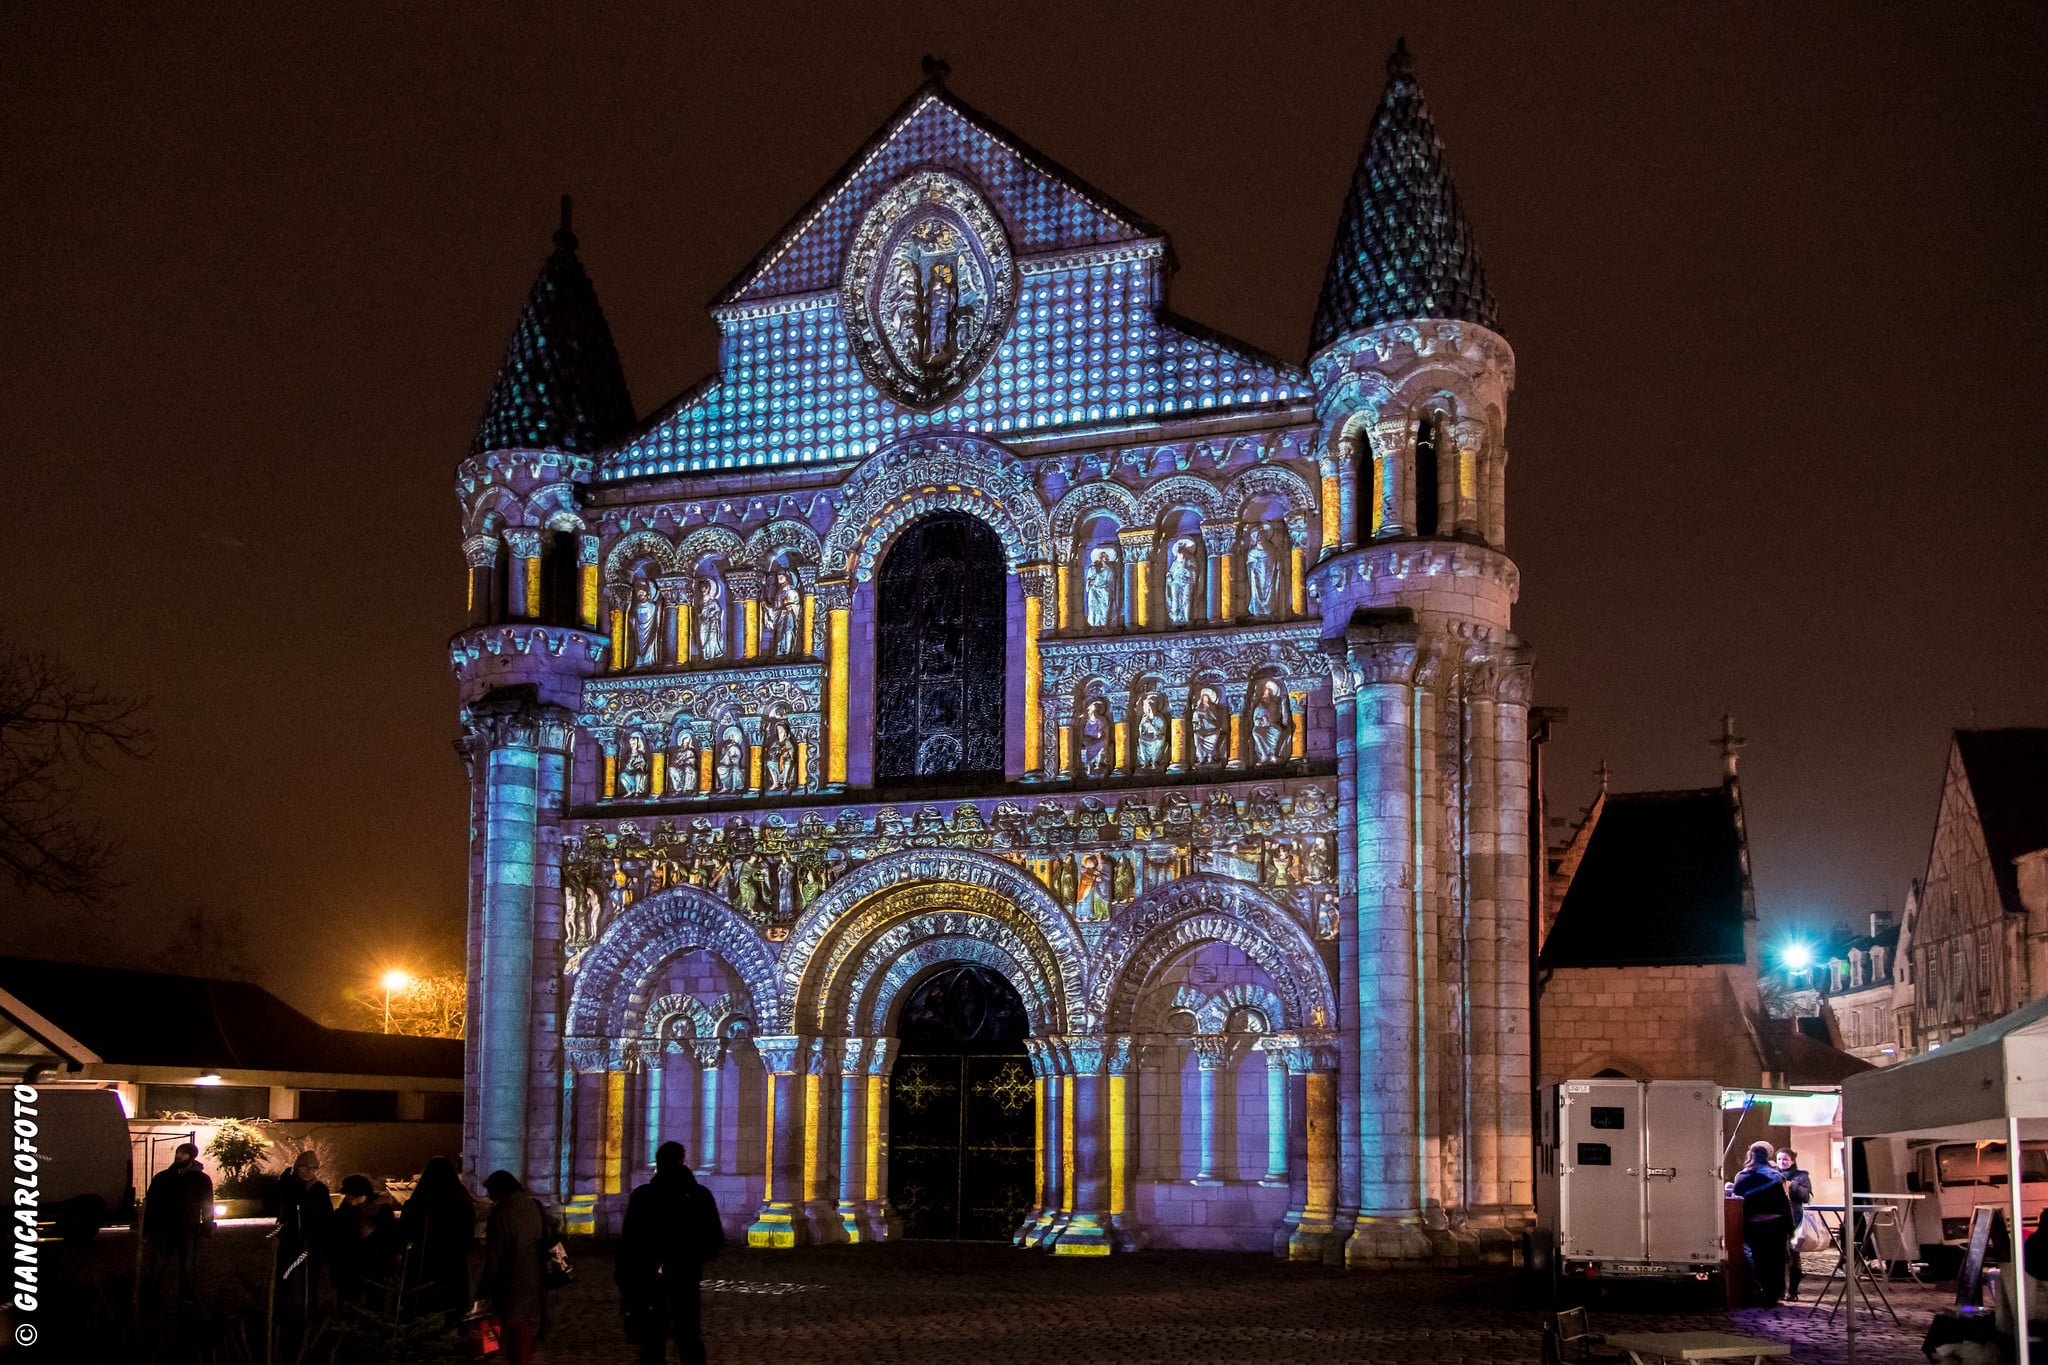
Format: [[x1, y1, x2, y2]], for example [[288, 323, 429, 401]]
[[1898, 728, 2048, 1053]]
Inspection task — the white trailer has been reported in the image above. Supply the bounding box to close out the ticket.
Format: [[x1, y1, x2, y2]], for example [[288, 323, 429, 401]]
[[1535, 1078, 1727, 1293]]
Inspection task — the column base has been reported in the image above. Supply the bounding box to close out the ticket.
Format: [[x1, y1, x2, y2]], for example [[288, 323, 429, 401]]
[[801, 1199, 846, 1245], [1110, 1212, 1147, 1253], [1014, 1207, 1050, 1247], [1457, 1205, 1533, 1268], [833, 1201, 865, 1244], [1342, 1214, 1439, 1268], [1257, 1176, 1289, 1188], [1188, 1177, 1225, 1187], [559, 1194, 599, 1238], [745, 1202, 811, 1249], [1284, 1211, 1342, 1263], [1048, 1210, 1114, 1257], [862, 1199, 900, 1243]]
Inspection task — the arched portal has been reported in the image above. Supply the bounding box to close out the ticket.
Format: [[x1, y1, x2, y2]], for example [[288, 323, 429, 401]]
[[887, 963, 1035, 1242], [874, 513, 1006, 782]]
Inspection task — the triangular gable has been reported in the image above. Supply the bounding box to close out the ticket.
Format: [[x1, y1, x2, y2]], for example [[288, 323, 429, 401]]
[[718, 82, 1159, 308]]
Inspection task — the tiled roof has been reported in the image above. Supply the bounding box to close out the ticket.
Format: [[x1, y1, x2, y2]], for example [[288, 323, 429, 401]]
[[719, 80, 1155, 307], [1955, 728, 2048, 916], [600, 81, 1310, 479], [1310, 39, 1499, 353], [0, 957, 461, 1078], [472, 202, 636, 457], [1540, 786, 1750, 970]]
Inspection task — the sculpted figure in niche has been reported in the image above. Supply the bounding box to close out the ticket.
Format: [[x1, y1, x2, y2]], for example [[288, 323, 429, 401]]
[[1164, 537, 1199, 626], [1078, 697, 1113, 777], [666, 728, 699, 796], [715, 726, 748, 794], [695, 570, 727, 661], [1083, 546, 1118, 630], [763, 719, 796, 792], [1244, 523, 1283, 619], [1074, 852, 1110, 920], [1134, 691, 1170, 772], [1191, 686, 1228, 767], [628, 579, 663, 668], [618, 731, 652, 798], [1249, 679, 1292, 765], [762, 567, 802, 657]]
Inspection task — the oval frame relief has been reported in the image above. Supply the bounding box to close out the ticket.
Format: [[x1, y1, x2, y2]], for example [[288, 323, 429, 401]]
[[841, 170, 1018, 411]]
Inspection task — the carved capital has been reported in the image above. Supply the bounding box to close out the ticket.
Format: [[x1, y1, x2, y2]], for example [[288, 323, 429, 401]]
[[1449, 416, 1489, 457], [839, 1037, 869, 1073], [577, 534, 602, 568], [1200, 524, 1238, 555], [753, 1033, 806, 1074], [1058, 1035, 1108, 1075], [1265, 1029, 1341, 1075], [461, 694, 577, 754], [502, 527, 543, 560], [1189, 1033, 1234, 1070], [683, 1037, 725, 1070], [462, 534, 501, 569], [813, 577, 853, 612], [1104, 1033, 1139, 1077], [865, 1037, 900, 1077]]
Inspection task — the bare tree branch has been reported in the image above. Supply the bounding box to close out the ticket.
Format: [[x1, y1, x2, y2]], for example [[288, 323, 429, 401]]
[[0, 632, 151, 904]]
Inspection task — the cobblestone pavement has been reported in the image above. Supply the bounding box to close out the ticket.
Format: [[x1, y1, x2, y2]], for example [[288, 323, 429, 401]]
[[33, 1226, 1941, 1364], [548, 1242, 1941, 1365]]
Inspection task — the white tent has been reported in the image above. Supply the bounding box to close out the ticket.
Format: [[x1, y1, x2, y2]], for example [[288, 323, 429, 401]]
[[1841, 993, 2048, 1364]]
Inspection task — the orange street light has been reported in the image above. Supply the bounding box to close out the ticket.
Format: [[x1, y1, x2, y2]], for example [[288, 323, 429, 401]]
[[381, 969, 413, 1033]]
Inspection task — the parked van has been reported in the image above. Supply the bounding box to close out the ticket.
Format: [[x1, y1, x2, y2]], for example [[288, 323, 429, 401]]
[[27, 1085, 133, 1236], [1906, 1138, 2048, 1264]]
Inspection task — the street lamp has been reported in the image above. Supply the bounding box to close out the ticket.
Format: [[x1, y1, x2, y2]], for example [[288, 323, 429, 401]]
[[381, 969, 413, 1033]]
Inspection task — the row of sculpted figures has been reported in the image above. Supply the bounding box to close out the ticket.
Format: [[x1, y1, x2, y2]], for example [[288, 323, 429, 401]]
[[535, 852, 1358, 1257]]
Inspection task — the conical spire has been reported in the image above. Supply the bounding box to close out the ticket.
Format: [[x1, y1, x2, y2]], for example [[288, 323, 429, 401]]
[[1310, 39, 1499, 353], [471, 196, 636, 457]]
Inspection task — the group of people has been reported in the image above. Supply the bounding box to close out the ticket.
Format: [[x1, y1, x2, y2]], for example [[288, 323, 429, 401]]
[[1729, 1141, 1815, 1307], [273, 1143, 723, 1365], [269, 1151, 479, 1320]]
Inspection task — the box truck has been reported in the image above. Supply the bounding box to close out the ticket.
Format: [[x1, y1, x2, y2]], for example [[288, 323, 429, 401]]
[[1535, 1078, 1726, 1295]]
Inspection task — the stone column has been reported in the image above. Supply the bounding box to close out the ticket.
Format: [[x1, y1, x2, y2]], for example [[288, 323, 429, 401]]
[[834, 1038, 868, 1242], [577, 535, 602, 628], [1371, 416, 1414, 538], [1488, 654, 1536, 1253], [1261, 1042, 1289, 1187], [1451, 418, 1485, 539], [1018, 1038, 1065, 1247], [1341, 622, 1434, 1266], [1119, 529, 1154, 629], [1019, 564, 1051, 778], [1272, 1031, 1342, 1262], [463, 534, 499, 626], [1486, 445, 1509, 550], [1106, 1035, 1144, 1252], [1050, 1036, 1112, 1256], [1201, 525, 1235, 622], [1319, 444, 1353, 556], [746, 1034, 810, 1248], [1284, 512, 1310, 617], [818, 579, 852, 791], [728, 570, 762, 659], [643, 1047, 665, 1174], [1322, 650, 1363, 1230], [801, 1037, 844, 1243], [1190, 1034, 1231, 1185], [460, 695, 573, 1189], [861, 1038, 901, 1241], [686, 1038, 723, 1175], [503, 527, 541, 619]]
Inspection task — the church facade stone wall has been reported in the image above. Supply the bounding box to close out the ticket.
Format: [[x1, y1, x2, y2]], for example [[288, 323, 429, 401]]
[[449, 48, 1537, 1264]]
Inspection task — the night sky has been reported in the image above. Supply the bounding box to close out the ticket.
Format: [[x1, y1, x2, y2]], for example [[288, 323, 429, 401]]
[[4, 4, 2042, 1018]]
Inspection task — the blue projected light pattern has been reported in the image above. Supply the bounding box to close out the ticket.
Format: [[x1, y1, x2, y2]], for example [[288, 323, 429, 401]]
[[605, 258, 1310, 478], [596, 89, 1312, 480]]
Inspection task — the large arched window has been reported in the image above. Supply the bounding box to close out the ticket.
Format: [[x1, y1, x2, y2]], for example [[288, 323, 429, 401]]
[[1414, 414, 1442, 538], [875, 513, 1006, 783]]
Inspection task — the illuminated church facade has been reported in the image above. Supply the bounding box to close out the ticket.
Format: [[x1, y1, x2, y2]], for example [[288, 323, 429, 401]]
[[452, 45, 1534, 1264]]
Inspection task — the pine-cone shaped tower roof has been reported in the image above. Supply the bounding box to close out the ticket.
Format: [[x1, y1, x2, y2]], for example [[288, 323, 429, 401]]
[[1310, 39, 1499, 354], [471, 199, 635, 457]]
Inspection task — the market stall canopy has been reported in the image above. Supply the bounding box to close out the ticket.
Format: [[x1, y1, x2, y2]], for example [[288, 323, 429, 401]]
[[1843, 993, 2048, 1141]]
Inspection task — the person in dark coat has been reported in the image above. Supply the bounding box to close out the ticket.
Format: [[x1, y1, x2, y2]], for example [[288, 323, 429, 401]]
[[269, 1150, 334, 1333], [617, 1140, 724, 1365], [400, 1157, 476, 1318], [330, 1174, 400, 1309], [142, 1143, 215, 1308], [1732, 1141, 1793, 1306], [480, 1170, 548, 1365], [1774, 1147, 1815, 1299]]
